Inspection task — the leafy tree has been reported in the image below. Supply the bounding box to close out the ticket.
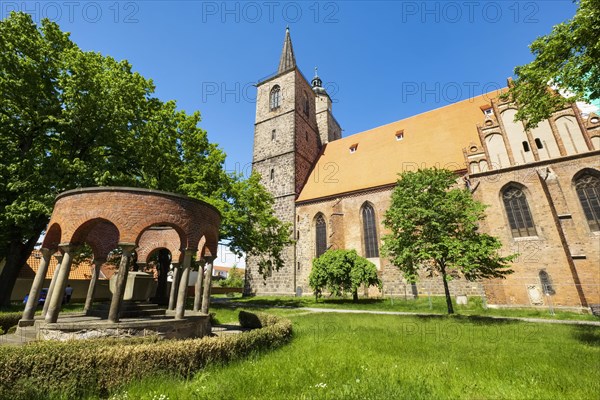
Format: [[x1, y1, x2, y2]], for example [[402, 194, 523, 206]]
[[381, 169, 515, 314], [219, 265, 244, 288], [213, 172, 293, 279], [0, 12, 147, 305], [0, 12, 290, 304], [309, 249, 381, 302], [504, 0, 599, 129]]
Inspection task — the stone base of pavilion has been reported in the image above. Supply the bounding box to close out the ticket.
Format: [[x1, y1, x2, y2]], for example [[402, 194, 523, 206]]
[[15, 311, 210, 342]]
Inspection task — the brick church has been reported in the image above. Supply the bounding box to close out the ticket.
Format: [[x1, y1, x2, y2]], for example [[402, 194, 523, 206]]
[[245, 28, 600, 312]]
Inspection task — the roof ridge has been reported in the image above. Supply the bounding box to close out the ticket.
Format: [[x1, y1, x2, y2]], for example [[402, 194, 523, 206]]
[[339, 88, 507, 141]]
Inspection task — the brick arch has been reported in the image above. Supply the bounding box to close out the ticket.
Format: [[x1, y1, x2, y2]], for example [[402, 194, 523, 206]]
[[137, 227, 183, 264], [571, 167, 600, 183], [198, 231, 218, 259], [498, 181, 538, 238], [498, 181, 537, 211], [84, 220, 120, 261], [47, 187, 221, 252], [41, 223, 62, 251]]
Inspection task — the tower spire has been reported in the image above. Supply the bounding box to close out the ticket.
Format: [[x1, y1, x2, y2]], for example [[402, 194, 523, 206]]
[[277, 26, 296, 74]]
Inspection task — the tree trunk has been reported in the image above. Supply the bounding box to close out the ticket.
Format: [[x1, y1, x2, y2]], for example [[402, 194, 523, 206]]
[[352, 290, 358, 303], [0, 228, 43, 306], [439, 261, 454, 314]]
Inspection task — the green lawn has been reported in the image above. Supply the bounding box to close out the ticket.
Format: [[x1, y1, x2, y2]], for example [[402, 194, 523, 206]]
[[108, 307, 599, 400]]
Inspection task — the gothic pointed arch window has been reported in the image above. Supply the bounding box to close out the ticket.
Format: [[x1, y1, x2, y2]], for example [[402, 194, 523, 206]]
[[574, 172, 600, 232], [362, 203, 379, 258], [270, 85, 281, 110], [502, 185, 537, 237], [315, 213, 327, 257]]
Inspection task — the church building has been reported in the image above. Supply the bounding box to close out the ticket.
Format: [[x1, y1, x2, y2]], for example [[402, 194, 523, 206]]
[[245, 28, 600, 312]]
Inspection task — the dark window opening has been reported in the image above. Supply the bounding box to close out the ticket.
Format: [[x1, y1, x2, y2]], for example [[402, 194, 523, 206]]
[[535, 138, 543, 149], [272, 129, 276, 141], [362, 203, 379, 258], [522, 141, 530, 152], [270, 168, 274, 181], [575, 173, 600, 232], [315, 214, 327, 257], [502, 186, 537, 237], [270, 86, 280, 110]]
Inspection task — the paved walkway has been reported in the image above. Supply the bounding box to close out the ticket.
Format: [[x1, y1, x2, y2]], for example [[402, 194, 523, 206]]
[[213, 299, 600, 327], [302, 307, 600, 326]]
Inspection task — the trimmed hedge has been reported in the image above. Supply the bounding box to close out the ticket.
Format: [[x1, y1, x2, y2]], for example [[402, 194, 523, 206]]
[[239, 310, 281, 328], [0, 312, 22, 334], [0, 311, 292, 400]]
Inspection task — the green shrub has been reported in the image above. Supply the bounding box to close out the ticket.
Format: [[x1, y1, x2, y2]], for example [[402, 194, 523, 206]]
[[0, 312, 22, 334], [238, 310, 281, 329], [218, 266, 245, 288], [0, 312, 292, 400]]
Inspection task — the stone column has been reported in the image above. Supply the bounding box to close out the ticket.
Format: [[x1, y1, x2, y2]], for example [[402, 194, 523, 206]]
[[42, 252, 64, 318], [21, 248, 54, 323], [45, 245, 74, 323], [108, 244, 136, 323], [193, 260, 206, 312], [84, 258, 105, 313], [167, 262, 181, 310], [201, 256, 216, 314], [175, 249, 196, 319]]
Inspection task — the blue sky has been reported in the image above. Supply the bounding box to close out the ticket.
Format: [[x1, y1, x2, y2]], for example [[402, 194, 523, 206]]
[[2, 1, 578, 174]]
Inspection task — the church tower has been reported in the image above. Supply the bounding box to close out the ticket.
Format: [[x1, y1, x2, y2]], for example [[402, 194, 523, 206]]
[[246, 28, 340, 295]]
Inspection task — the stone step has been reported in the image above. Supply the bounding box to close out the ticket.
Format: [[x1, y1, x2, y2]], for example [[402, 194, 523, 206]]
[[13, 326, 38, 339], [119, 309, 166, 318], [92, 302, 165, 311], [0, 334, 34, 346], [87, 304, 166, 318]]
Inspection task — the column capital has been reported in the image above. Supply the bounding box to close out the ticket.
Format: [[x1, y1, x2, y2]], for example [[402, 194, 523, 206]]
[[58, 243, 76, 253], [118, 243, 137, 256], [202, 256, 217, 263], [183, 248, 198, 257], [39, 247, 53, 258]]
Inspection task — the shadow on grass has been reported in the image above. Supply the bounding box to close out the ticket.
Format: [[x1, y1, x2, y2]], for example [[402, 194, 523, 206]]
[[572, 325, 600, 347]]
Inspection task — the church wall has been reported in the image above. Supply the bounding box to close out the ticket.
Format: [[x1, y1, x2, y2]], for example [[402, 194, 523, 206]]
[[245, 193, 297, 296], [470, 153, 600, 309], [315, 95, 342, 144], [555, 115, 588, 155], [295, 188, 486, 299], [501, 108, 536, 164], [255, 72, 296, 123], [248, 69, 299, 296], [529, 120, 561, 160], [294, 70, 321, 195]]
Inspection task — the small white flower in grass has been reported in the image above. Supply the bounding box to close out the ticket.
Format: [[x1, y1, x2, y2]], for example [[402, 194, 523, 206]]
[[314, 382, 327, 388]]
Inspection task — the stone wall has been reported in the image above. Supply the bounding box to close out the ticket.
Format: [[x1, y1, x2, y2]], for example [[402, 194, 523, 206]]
[[37, 315, 211, 341]]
